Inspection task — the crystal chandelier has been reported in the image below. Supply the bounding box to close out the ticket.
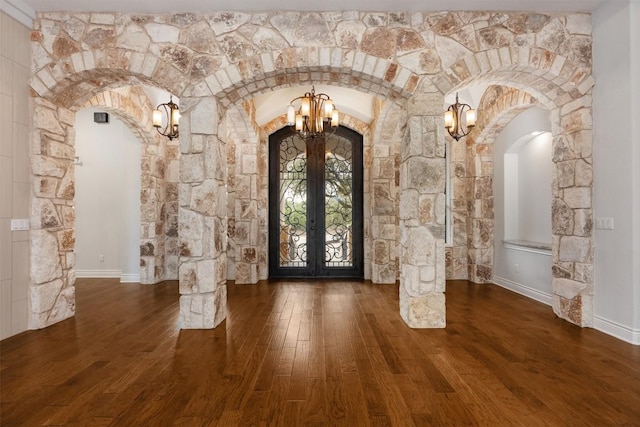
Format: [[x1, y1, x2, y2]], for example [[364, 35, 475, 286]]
[[286, 86, 339, 139]]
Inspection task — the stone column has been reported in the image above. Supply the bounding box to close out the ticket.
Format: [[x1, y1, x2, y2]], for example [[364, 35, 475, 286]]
[[371, 141, 399, 284], [164, 136, 180, 280], [466, 137, 494, 283], [29, 98, 76, 329], [551, 101, 594, 327], [399, 92, 447, 328], [446, 136, 470, 280], [139, 134, 168, 284], [231, 135, 260, 284], [178, 96, 227, 329]]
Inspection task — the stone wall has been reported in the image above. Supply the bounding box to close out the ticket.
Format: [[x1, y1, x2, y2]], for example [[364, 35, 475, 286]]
[[225, 104, 263, 284], [369, 102, 403, 283], [29, 10, 595, 329], [29, 84, 177, 329]]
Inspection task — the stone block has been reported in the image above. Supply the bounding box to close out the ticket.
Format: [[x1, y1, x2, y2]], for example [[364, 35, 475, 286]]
[[399, 189, 419, 220], [179, 208, 204, 257], [31, 230, 63, 284], [372, 183, 395, 215], [559, 236, 591, 262], [406, 157, 445, 193], [180, 154, 204, 183], [197, 259, 216, 293], [32, 198, 61, 229], [190, 97, 218, 135], [563, 187, 591, 209], [399, 286, 445, 328], [190, 180, 218, 216], [371, 263, 397, 284], [30, 280, 63, 314]]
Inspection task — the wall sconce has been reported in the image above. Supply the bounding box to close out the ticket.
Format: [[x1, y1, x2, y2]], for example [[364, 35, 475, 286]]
[[444, 93, 476, 141], [286, 86, 339, 139], [153, 95, 180, 140]]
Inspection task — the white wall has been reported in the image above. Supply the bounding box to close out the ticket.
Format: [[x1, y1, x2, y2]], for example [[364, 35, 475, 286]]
[[632, 0, 640, 335], [504, 131, 552, 244], [74, 107, 141, 282], [592, 0, 640, 344], [0, 10, 31, 339], [493, 107, 553, 304], [517, 133, 552, 243]]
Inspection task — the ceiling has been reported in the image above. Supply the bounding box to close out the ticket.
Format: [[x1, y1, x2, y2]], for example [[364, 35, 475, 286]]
[[20, 0, 607, 13]]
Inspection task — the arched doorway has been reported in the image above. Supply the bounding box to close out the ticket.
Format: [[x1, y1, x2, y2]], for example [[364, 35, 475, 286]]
[[268, 126, 364, 278]]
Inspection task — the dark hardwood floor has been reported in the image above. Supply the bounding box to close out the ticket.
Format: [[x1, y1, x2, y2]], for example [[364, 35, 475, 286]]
[[1, 278, 639, 426]]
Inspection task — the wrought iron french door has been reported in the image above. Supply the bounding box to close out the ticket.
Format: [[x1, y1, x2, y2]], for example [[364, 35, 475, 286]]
[[269, 126, 363, 278]]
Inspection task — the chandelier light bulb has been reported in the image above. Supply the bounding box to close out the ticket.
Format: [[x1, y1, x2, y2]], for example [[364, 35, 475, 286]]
[[286, 86, 339, 139]]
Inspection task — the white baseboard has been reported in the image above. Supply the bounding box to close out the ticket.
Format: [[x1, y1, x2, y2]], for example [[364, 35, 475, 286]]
[[492, 275, 553, 306], [493, 276, 640, 346], [76, 270, 140, 283], [119, 274, 141, 283], [76, 269, 121, 278], [594, 316, 640, 345]]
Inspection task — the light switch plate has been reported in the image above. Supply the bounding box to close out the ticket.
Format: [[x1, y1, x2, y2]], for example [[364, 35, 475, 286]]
[[10, 219, 30, 231], [595, 217, 614, 230]]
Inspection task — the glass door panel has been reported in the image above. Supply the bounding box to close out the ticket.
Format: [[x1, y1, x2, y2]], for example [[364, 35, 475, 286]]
[[269, 126, 363, 278]]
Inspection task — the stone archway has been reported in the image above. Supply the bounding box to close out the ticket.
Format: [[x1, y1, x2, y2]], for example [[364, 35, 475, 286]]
[[256, 103, 380, 283], [30, 79, 181, 329], [82, 86, 180, 284], [445, 85, 543, 284], [29, 10, 595, 330], [29, 84, 178, 328], [437, 41, 595, 327]]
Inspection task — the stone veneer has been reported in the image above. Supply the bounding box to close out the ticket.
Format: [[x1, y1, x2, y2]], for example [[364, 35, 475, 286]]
[[445, 85, 542, 283], [29, 10, 595, 329], [29, 85, 181, 328], [83, 87, 180, 284], [225, 103, 265, 284]]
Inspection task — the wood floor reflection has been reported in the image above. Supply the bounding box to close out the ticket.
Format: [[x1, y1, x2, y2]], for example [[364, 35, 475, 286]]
[[2, 278, 639, 426]]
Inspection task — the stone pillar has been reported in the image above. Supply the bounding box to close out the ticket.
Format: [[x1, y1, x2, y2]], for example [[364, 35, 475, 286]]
[[164, 137, 180, 280], [256, 133, 269, 281], [466, 137, 494, 283], [178, 96, 227, 329], [139, 134, 168, 284], [370, 141, 399, 284], [399, 92, 447, 328], [551, 102, 594, 327], [29, 99, 76, 329], [231, 135, 260, 284], [446, 136, 470, 280]]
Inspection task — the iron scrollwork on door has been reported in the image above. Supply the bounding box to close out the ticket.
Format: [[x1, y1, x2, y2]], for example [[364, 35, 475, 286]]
[[278, 135, 308, 268], [269, 126, 363, 278], [324, 135, 354, 267]]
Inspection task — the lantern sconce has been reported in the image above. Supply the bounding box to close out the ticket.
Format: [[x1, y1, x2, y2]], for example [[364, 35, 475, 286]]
[[153, 95, 180, 140], [444, 93, 477, 141]]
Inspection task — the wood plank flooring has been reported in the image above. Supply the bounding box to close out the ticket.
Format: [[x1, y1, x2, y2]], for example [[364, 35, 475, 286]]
[[1, 278, 640, 426]]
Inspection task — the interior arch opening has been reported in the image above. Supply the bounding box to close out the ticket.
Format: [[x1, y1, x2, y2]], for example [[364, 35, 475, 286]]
[[493, 106, 554, 303]]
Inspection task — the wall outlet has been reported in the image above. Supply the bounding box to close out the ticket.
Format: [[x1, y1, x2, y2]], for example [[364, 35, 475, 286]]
[[515, 264, 520, 273], [99, 255, 105, 262], [595, 217, 614, 230]]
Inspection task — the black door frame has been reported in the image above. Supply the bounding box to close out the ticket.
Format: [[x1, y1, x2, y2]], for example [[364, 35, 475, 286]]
[[268, 126, 364, 278]]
